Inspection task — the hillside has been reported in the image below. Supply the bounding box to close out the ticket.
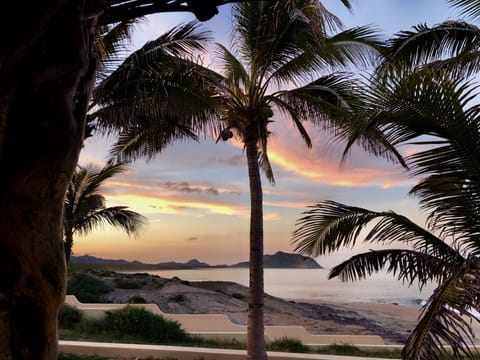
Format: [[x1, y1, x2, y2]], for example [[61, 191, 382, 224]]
[[230, 251, 322, 269], [70, 251, 322, 269]]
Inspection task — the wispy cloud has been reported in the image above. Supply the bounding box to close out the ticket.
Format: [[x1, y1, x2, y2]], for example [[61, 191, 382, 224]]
[[160, 181, 219, 195]]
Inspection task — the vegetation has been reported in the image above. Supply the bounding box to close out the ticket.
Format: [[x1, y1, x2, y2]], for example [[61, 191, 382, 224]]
[[293, 43, 480, 360], [315, 343, 402, 358], [127, 295, 148, 304], [59, 304, 84, 329], [58, 305, 403, 358], [64, 162, 147, 262], [91, 1, 382, 358], [267, 337, 308, 353], [102, 306, 187, 343], [58, 354, 109, 360], [60, 306, 188, 344], [67, 272, 113, 303], [0, 1, 236, 357]]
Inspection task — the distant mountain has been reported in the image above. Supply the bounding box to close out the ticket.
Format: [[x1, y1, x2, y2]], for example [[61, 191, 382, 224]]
[[229, 251, 322, 269], [70, 251, 322, 269], [70, 255, 209, 269], [71, 255, 133, 266]]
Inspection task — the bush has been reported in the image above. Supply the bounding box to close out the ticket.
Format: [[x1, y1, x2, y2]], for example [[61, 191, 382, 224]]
[[58, 354, 108, 360], [59, 304, 83, 328], [128, 295, 147, 304], [102, 306, 188, 343], [67, 272, 113, 302], [322, 343, 362, 355], [268, 337, 307, 353]]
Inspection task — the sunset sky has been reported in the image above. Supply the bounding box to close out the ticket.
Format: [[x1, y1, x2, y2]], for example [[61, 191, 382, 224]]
[[77, 0, 458, 268]]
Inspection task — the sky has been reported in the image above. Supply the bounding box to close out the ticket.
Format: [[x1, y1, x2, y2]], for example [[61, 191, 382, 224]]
[[77, 0, 461, 268]]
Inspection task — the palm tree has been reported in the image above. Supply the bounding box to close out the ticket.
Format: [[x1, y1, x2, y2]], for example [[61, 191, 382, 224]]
[[92, 2, 383, 358], [0, 1, 247, 358], [292, 70, 480, 359], [64, 162, 147, 262]]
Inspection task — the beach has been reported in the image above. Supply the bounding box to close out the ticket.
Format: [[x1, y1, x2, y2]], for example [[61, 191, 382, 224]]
[[94, 271, 422, 345]]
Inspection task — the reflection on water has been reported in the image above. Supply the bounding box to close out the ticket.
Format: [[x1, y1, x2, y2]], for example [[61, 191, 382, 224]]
[[123, 268, 436, 308]]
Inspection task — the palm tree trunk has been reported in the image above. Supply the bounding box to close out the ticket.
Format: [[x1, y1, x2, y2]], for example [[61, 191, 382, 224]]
[[64, 229, 74, 264], [245, 137, 267, 360], [0, 2, 101, 358]]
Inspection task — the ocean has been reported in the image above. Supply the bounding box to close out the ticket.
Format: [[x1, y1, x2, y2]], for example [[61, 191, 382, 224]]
[[129, 268, 436, 308]]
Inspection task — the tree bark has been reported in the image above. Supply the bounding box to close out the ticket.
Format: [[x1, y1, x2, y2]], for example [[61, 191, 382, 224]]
[[0, 1, 101, 358], [245, 137, 267, 360]]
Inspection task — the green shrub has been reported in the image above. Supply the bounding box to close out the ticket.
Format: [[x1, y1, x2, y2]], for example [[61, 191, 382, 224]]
[[102, 306, 188, 343], [59, 304, 83, 328], [67, 272, 112, 302], [58, 354, 108, 360], [128, 295, 148, 304], [268, 337, 307, 353]]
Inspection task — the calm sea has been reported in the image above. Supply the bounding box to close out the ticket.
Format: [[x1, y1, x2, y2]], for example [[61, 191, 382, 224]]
[[130, 268, 436, 308]]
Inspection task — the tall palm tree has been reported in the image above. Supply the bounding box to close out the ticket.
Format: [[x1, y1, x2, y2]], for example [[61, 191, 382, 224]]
[[64, 162, 147, 262], [292, 70, 480, 359], [92, 2, 383, 358]]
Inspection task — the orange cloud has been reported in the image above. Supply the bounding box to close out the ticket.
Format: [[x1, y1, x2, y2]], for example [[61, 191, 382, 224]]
[[106, 193, 248, 217], [264, 120, 412, 188]]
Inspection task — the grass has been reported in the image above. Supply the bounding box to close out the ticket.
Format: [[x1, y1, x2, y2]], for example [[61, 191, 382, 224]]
[[59, 355, 182, 360]]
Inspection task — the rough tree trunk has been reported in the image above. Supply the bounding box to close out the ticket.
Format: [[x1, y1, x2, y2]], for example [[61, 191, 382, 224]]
[[245, 137, 267, 360], [0, 1, 101, 358]]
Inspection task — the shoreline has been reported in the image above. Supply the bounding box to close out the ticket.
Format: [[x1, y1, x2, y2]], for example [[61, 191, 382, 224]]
[[80, 270, 418, 344]]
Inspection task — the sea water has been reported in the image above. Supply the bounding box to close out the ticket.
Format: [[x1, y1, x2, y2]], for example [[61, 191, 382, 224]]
[[131, 268, 436, 308]]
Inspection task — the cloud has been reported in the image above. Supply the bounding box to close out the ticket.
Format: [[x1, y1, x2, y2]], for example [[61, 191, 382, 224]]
[[161, 181, 219, 195], [209, 154, 245, 167], [105, 193, 248, 217], [266, 121, 412, 188]]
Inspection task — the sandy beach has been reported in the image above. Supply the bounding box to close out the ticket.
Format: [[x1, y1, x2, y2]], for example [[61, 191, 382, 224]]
[[89, 271, 423, 345]]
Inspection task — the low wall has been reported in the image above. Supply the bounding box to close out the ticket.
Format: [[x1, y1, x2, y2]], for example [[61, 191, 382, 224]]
[[65, 295, 384, 346], [59, 341, 394, 360]]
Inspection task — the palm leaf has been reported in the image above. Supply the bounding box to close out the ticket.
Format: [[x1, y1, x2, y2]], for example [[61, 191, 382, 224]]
[[292, 200, 460, 261], [403, 256, 480, 360], [95, 19, 141, 80], [74, 206, 147, 237], [215, 43, 251, 91], [379, 21, 480, 77], [232, 0, 346, 81], [108, 119, 198, 162], [448, 0, 480, 21], [329, 249, 454, 289]]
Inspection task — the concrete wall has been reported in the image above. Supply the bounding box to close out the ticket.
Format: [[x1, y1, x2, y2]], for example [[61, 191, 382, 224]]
[[64, 295, 384, 346]]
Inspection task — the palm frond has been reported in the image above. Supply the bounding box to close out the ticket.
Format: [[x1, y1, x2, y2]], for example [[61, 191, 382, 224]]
[[93, 21, 212, 105], [276, 73, 360, 122], [379, 21, 480, 75], [257, 138, 275, 185], [269, 96, 312, 148], [74, 206, 147, 237], [403, 257, 480, 360], [448, 0, 480, 22], [319, 26, 384, 68], [292, 200, 460, 261], [329, 249, 454, 289], [232, 0, 348, 81], [95, 18, 142, 80], [216, 43, 250, 91], [108, 119, 198, 162]]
